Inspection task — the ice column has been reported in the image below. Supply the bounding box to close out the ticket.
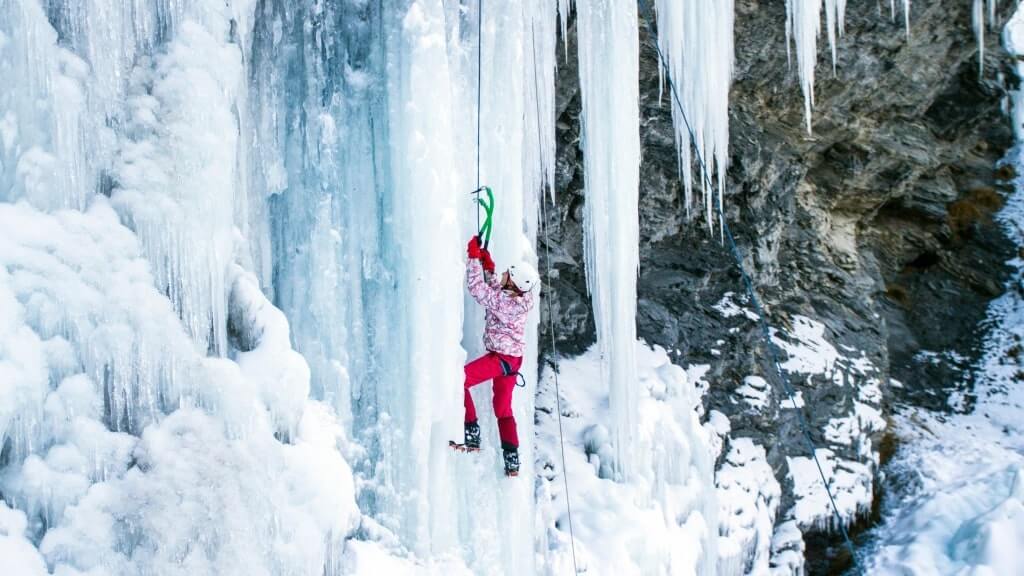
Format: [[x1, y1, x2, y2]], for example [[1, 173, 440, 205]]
[[576, 0, 641, 480]]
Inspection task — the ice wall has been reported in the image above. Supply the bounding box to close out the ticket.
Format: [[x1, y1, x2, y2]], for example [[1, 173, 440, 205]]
[[3, 0, 558, 572], [0, 3, 359, 572], [246, 0, 555, 569], [0, 199, 358, 575], [574, 0, 642, 481]]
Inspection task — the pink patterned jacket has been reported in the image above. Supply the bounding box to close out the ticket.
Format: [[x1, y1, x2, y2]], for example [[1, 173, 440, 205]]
[[466, 259, 534, 357]]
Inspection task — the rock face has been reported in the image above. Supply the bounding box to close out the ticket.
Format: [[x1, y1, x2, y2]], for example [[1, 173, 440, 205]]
[[540, 0, 1017, 573]]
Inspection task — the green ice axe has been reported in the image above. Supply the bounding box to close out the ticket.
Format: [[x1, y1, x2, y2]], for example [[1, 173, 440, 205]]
[[473, 186, 494, 249]]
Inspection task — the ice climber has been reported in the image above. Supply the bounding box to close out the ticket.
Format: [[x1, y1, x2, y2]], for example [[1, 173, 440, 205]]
[[458, 235, 539, 477]]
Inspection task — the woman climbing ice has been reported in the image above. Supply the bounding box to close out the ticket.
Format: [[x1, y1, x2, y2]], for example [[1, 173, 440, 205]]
[[455, 235, 539, 477]]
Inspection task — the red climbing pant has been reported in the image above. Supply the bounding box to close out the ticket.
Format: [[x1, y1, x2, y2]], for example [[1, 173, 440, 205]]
[[464, 351, 522, 449]]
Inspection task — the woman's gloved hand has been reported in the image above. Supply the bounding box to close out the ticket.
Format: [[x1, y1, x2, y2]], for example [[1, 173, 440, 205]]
[[467, 236, 483, 260], [480, 248, 495, 273]]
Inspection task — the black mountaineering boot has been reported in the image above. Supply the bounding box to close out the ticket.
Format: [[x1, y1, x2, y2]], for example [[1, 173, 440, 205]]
[[463, 421, 481, 451], [503, 447, 520, 477]]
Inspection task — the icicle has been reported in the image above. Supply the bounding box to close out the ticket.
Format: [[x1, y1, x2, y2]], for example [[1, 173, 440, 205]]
[[559, 0, 574, 61], [825, 0, 840, 73], [975, 0, 1000, 76], [576, 0, 641, 481], [524, 0, 559, 206], [786, 0, 823, 133], [904, 0, 911, 36], [975, 0, 986, 76], [654, 0, 734, 227]]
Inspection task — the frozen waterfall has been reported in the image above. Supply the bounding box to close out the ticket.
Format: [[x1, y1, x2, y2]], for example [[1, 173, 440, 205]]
[[0, 0, 723, 573]]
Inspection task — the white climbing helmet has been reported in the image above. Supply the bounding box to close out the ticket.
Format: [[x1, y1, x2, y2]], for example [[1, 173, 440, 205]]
[[507, 261, 540, 292]]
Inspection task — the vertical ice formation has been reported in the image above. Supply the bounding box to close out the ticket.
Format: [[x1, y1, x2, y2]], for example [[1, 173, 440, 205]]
[[575, 0, 641, 481], [0, 0, 116, 212], [653, 0, 735, 228], [383, 0, 468, 554], [247, 0, 554, 569], [2, 0, 557, 573], [110, 11, 247, 357], [786, 0, 825, 133], [975, 0, 1000, 75], [526, 0, 560, 206], [0, 0, 250, 355], [786, 0, 911, 132]]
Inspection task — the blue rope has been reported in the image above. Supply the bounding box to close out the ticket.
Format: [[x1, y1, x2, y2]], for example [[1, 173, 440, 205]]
[[636, 0, 859, 564], [475, 0, 484, 233]]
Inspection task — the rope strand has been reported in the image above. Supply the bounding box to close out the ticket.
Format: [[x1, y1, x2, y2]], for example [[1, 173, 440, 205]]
[[475, 0, 484, 234], [476, 0, 483, 191], [532, 20, 579, 574], [636, 0, 859, 564]]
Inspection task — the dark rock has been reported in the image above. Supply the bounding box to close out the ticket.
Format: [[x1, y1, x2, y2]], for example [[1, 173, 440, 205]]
[[539, 1, 1017, 573]]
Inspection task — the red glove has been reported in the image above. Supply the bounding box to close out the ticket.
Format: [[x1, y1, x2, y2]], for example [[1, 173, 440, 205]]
[[467, 236, 483, 260], [480, 249, 495, 273]]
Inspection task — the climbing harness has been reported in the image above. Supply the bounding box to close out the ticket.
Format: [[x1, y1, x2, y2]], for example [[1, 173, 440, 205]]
[[530, 19, 580, 575], [498, 356, 528, 388], [636, 0, 860, 565]]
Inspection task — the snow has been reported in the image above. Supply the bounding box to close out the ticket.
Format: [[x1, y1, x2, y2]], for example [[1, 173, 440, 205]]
[[761, 313, 886, 532], [716, 438, 781, 576], [768, 518, 807, 575], [575, 0, 642, 480], [1, 0, 949, 573], [788, 449, 872, 531], [0, 502, 47, 576], [535, 341, 718, 575], [713, 292, 761, 321], [734, 375, 771, 411], [861, 12, 1024, 571], [772, 315, 841, 377], [771, 316, 887, 454]]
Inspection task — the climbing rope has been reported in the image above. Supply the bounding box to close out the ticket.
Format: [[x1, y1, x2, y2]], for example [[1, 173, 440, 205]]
[[474, 0, 484, 235], [532, 19, 580, 574], [636, 0, 859, 564]]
